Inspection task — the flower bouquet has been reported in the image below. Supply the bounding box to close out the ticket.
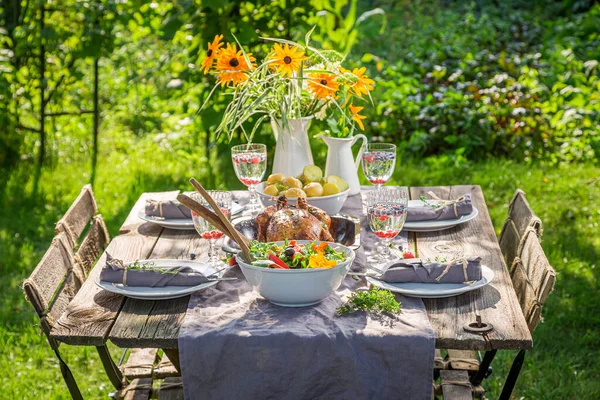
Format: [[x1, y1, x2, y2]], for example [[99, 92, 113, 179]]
[[199, 29, 375, 177]]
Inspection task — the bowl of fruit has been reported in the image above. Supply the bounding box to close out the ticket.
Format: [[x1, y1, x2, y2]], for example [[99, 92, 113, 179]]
[[257, 165, 350, 215]]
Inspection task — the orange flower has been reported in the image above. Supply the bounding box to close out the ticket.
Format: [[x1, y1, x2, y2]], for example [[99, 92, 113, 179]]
[[312, 242, 329, 253], [215, 43, 256, 87], [268, 43, 307, 77], [308, 252, 338, 269], [349, 104, 367, 130], [200, 35, 224, 74], [341, 67, 375, 97], [308, 73, 340, 100]]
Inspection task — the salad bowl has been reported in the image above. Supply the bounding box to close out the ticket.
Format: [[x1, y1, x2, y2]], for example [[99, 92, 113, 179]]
[[235, 241, 355, 307]]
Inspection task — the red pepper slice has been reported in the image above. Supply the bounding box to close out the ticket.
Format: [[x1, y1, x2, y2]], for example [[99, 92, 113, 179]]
[[228, 256, 238, 266], [268, 254, 290, 269]]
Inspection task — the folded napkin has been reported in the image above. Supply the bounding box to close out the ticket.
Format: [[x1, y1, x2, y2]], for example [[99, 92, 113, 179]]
[[407, 192, 473, 222], [100, 254, 209, 287], [145, 199, 192, 219], [381, 257, 482, 284]]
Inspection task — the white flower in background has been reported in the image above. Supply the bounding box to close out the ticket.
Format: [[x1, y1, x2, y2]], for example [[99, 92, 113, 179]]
[[315, 103, 328, 120]]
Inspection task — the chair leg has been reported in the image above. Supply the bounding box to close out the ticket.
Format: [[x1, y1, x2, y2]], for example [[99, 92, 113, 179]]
[[499, 349, 526, 400], [96, 345, 124, 390], [53, 348, 84, 400], [470, 349, 497, 386]]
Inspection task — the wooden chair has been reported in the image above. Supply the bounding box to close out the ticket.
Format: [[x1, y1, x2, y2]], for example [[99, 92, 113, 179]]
[[435, 189, 553, 399], [497, 227, 556, 398], [23, 185, 117, 398], [498, 189, 542, 272]]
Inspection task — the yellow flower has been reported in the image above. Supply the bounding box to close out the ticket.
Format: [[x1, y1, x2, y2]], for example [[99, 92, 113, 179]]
[[215, 43, 256, 87], [200, 34, 224, 74], [268, 43, 307, 78], [308, 73, 340, 100], [341, 67, 375, 97], [308, 252, 338, 269], [349, 104, 367, 130]]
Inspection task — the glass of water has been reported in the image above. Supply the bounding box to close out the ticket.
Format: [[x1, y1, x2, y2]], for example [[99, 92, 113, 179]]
[[362, 143, 396, 190], [231, 143, 267, 215], [190, 191, 232, 267], [367, 188, 408, 263]]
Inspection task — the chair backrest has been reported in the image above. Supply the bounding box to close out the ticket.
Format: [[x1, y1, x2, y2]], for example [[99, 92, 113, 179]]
[[23, 185, 110, 346], [510, 228, 556, 332], [499, 189, 542, 271], [23, 234, 78, 348], [55, 184, 98, 248]]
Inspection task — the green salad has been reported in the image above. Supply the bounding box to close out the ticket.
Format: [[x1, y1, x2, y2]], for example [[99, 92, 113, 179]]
[[249, 240, 346, 269]]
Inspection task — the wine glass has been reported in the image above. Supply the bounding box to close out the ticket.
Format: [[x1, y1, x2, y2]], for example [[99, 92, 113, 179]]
[[231, 143, 267, 215], [367, 189, 408, 264], [190, 191, 232, 267], [362, 143, 396, 190]]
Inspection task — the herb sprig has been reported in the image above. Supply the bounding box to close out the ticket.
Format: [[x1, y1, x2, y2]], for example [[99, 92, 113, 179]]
[[127, 261, 179, 275], [336, 288, 401, 316], [420, 194, 443, 209]]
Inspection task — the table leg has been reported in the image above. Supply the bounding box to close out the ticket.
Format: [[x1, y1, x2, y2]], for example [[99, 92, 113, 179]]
[[470, 349, 497, 386], [499, 349, 526, 400], [163, 348, 181, 373]]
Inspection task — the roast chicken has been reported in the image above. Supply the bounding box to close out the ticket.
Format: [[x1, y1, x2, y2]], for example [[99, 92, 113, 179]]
[[256, 196, 334, 242]]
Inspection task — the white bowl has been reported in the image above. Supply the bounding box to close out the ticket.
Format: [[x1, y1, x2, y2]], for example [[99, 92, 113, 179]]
[[236, 241, 355, 307], [256, 182, 350, 215]]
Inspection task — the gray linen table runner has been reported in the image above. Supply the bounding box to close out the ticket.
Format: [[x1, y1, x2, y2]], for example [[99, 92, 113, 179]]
[[178, 189, 435, 400]]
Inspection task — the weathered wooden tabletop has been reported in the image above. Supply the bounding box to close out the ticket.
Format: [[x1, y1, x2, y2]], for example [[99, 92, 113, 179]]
[[50, 186, 532, 357]]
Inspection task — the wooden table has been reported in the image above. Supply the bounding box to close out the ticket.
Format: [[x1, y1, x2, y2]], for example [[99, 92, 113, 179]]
[[50, 185, 532, 372]]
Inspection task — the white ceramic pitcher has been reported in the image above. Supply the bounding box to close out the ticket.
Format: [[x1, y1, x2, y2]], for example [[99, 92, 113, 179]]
[[321, 134, 367, 195], [271, 117, 314, 177]]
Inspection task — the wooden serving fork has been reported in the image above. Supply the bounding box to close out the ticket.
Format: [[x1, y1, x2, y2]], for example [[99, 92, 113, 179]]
[[177, 179, 252, 263]]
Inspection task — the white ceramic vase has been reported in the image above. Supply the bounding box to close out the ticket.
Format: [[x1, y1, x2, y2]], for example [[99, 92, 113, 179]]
[[271, 117, 314, 177], [321, 134, 368, 196]]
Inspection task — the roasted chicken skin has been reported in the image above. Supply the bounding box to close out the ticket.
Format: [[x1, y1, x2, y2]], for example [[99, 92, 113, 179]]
[[257, 196, 334, 242]]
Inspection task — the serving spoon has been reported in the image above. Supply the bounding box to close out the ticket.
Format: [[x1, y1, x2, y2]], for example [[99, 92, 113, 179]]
[[177, 179, 252, 263]]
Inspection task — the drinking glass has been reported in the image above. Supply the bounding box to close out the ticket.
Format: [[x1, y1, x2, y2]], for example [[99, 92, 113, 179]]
[[231, 143, 267, 215], [190, 191, 232, 267], [367, 189, 408, 263], [362, 143, 396, 190]]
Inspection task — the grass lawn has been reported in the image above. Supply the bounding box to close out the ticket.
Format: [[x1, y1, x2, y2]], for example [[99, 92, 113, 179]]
[[1, 148, 599, 398]]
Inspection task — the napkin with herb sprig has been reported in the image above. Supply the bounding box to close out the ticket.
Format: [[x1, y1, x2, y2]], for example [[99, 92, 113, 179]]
[[380, 256, 483, 284], [100, 254, 209, 287], [407, 193, 473, 222], [145, 197, 193, 219]]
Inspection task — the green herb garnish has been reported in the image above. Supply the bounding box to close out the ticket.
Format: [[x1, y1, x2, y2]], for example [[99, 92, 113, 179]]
[[420, 194, 443, 209], [127, 261, 179, 275], [336, 287, 401, 316]]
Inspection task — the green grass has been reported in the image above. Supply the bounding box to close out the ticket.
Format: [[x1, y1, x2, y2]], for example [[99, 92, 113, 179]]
[[1, 149, 599, 398]]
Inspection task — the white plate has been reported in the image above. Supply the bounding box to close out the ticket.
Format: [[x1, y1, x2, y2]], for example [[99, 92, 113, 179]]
[[403, 200, 479, 232], [95, 259, 222, 300], [137, 203, 244, 230], [366, 265, 494, 298]]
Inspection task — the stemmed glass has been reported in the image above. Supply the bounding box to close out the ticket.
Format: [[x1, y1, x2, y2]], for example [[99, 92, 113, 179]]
[[367, 189, 408, 264], [190, 191, 232, 267], [231, 143, 267, 215], [362, 143, 397, 190]]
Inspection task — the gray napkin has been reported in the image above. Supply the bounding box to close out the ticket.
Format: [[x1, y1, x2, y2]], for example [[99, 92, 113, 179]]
[[100, 254, 209, 287], [407, 193, 473, 222], [381, 257, 483, 283], [145, 199, 192, 219]]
